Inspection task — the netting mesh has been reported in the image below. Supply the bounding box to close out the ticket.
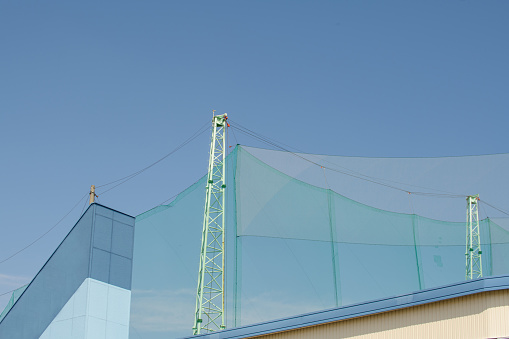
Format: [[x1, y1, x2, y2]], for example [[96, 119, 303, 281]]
[[0, 285, 27, 323], [129, 146, 509, 339]]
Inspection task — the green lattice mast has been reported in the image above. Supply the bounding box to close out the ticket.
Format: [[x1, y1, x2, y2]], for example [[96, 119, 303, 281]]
[[465, 194, 482, 280], [193, 113, 228, 335]]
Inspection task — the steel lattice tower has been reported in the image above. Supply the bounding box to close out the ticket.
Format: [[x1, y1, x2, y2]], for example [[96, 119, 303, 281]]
[[193, 113, 228, 335], [465, 194, 482, 280]]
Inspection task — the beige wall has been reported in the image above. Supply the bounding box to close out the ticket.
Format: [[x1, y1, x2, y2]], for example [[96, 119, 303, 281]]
[[252, 289, 509, 339]]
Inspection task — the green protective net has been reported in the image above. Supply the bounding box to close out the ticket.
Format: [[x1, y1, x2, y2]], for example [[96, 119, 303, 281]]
[[0, 285, 28, 323], [129, 146, 509, 339]]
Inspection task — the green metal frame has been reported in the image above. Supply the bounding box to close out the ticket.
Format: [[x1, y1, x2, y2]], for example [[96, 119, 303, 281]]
[[193, 114, 228, 334], [465, 194, 482, 280]]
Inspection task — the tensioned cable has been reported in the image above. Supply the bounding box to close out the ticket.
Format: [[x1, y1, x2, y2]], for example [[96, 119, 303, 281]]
[[0, 193, 88, 264], [230, 122, 509, 217], [230, 120, 466, 197], [157, 193, 180, 207], [0, 285, 28, 297], [230, 124, 452, 196], [80, 193, 89, 215], [134, 171, 208, 221], [230, 123, 411, 193], [96, 120, 209, 188], [0, 120, 212, 276], [96, 121, 210, 196], [154, 173, 205, 207], [228, 120, 479, 196], [230, 124, 239, 146], [229, 121, 466, 198], [481, 200, 509, 217], [480, 201, 490, 219], [228, 123, 418, 193], [0, 121, 209, 266], [239, 234, 494, 247]]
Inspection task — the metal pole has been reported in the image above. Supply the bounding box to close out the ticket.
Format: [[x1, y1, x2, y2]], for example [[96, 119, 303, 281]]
[[221, 114, 227, 330], [89, 185, 96, 205], [193, 113, 228, 334], [465, 194, 482, 279]]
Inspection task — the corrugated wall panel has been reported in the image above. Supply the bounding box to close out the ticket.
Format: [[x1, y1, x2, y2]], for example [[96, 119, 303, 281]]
[[251, 290, 509, 339], [486, 289, 509, 338]]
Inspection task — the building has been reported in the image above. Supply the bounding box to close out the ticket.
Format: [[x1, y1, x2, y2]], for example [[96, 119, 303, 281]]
[[2, 146, 509, 338], [185, 275, 509, 339], [0, 204, 135, 339]]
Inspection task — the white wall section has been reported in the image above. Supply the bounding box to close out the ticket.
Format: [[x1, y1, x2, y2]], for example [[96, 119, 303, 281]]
[[39, 278, 131, 339]]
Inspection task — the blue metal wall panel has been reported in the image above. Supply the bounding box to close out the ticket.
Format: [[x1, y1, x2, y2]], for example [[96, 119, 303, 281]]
[[0, 205, 94, 338], [0, 203, 135, 338], [90, 204, 134, 290], [93, 215, 113, 252], [111, 221, 134, 259], [90, 248, 111, 283], [110, 254, 133, 290]]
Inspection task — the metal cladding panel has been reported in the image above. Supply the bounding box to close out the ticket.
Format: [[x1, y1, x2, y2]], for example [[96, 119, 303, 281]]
[[91, 204, 135, 290], [485, 289, 509, 338], [0, 203, 135, 339], [0, 205, 94, 339], [40, 278, 131, 339], [250, 290, 509, 339], [186, 275, 509, 339]]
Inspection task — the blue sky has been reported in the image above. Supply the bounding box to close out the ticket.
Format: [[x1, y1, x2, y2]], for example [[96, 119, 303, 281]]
[[0, 0, 508, 316]]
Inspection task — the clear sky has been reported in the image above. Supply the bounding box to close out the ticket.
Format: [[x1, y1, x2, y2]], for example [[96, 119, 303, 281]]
[[0, 0, 508, 316]]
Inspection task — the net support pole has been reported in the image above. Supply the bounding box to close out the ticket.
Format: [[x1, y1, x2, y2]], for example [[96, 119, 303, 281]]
[[89, 185, 96, 205], [465, 194, 482, 280], [193, 113, 228, 335], [326, 189, 339, 307]]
